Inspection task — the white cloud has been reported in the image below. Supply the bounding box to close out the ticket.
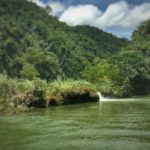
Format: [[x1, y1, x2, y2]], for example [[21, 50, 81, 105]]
[[59, 5, 102, 26], [27, 0, 45, 8], [97, 1, 129, 28], [27, 0, 65, 16], [59, 1, 150, 37], [47, 1, 65, 16], [27, 0, 150, 38], [98, 1, 150, 28], [122, 3, 150, 28]]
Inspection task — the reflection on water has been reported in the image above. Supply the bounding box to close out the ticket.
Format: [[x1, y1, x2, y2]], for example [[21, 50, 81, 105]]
[[0, 96, 150, 150]]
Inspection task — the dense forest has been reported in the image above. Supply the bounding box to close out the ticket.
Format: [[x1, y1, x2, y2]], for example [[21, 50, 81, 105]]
[[0, 0, 150, 113], [82, 20, 150, 97], [0, 0, 127, 79]]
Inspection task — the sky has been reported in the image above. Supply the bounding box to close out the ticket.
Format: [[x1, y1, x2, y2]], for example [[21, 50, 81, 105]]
[[28, 0, 150, 38]]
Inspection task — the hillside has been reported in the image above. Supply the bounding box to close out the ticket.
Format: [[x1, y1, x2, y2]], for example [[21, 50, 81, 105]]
[[81, 19, 150, 96], [0, 0, 127, 80]]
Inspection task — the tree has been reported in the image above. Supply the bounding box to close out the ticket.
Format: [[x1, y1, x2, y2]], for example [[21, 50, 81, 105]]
[[20, 63, 39, 80]]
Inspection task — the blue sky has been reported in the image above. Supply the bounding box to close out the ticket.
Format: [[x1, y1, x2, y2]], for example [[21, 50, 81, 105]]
[[30, 0, 150, 38]]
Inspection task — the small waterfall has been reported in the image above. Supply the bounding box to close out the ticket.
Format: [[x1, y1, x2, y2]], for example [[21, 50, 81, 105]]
[[97, 92, 105, 101]]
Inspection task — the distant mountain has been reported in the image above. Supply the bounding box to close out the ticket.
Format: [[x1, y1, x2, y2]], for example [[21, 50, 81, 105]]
[[0, 0, 127, 80]]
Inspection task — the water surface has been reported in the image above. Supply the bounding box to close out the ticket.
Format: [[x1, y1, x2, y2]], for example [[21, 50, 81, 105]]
[[0, 96, 150, 150]]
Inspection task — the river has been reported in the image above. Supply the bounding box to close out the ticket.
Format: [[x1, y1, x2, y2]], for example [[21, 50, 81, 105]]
[[0, 96, 150, 150]]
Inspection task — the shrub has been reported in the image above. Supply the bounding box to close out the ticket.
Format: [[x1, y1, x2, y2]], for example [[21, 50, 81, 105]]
[[44, 79, 99, 106], [0, 74, 34, 101]]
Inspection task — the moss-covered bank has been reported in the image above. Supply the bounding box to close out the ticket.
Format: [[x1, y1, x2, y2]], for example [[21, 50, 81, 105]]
[[0, 75, 99, 114], [44, 80, 98, 106]]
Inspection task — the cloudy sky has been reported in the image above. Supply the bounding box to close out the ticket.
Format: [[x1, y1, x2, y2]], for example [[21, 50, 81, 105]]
[[29, 0, 150, 38]]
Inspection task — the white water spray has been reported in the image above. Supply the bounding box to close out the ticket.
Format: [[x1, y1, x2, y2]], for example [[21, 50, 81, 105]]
[[97, 92, 105, 101]]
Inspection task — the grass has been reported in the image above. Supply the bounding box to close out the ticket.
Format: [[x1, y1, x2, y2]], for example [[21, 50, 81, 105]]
[[0, 74, 35, 114], [45, 79, 99, 106], [0, 75, 99, 114], [0, 74, 34, 101]]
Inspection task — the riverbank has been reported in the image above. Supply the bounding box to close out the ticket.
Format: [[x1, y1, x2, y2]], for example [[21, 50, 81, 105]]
[[1, 74, 149, 115], [0, 76, 99, 114]]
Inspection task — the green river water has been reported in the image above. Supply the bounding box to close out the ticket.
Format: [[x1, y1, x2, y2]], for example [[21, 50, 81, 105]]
[[0, 96, 150, 150]]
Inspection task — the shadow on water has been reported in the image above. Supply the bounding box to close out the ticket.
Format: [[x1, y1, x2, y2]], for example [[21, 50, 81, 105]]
[[0, 96, 150, 150]]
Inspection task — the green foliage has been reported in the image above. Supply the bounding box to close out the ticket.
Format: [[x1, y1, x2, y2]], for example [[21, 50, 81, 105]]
[[0, 74, 34, 101], [81, 59, 121, 84], [0, 0, 127, 79], [0, 76, 98, 112], [20, 63, 40, 80], [81, 60, 124, 97], [45, 79, 98, 105], [17, 47, 61, 80], [131, 19, 150, 56], [81, 20, 150, 97]]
